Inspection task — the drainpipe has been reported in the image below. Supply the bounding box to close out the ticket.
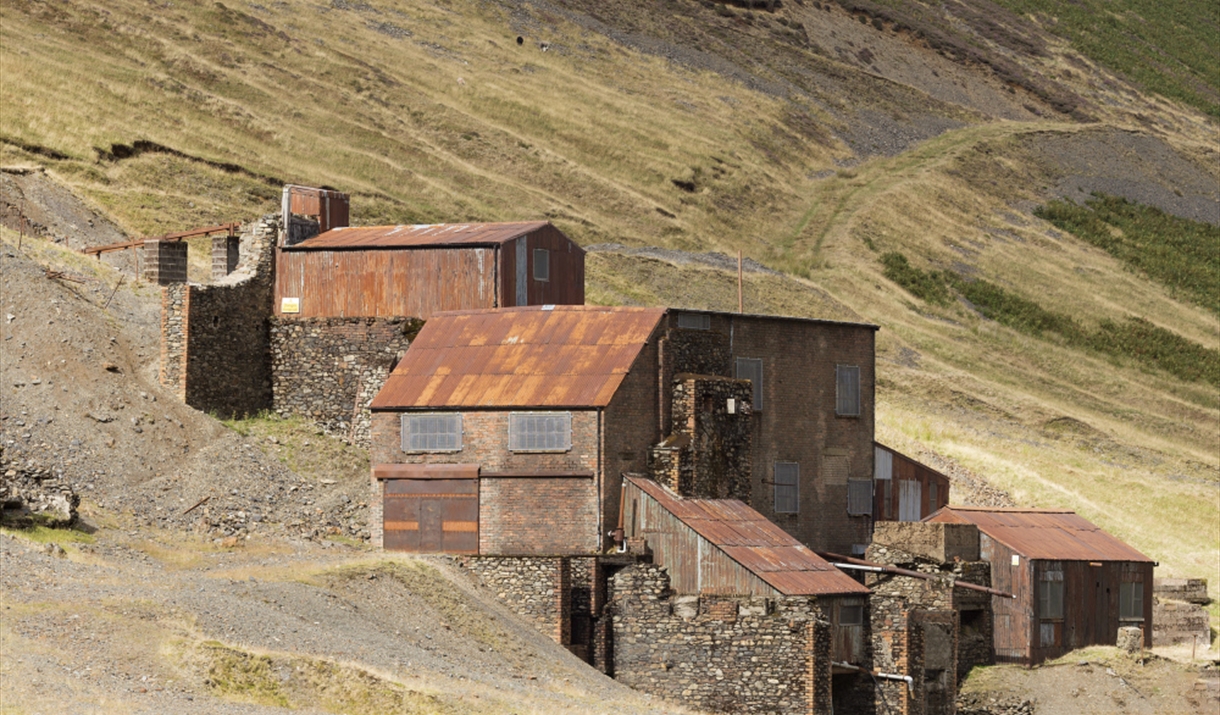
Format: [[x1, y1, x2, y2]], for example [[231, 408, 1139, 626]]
[[834, 661, 913, 694]]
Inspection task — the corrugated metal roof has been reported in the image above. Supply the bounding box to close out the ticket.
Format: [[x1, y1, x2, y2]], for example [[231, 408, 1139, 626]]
[[627, 477, 869, 596], [284, 221, 552, 250], [927, 506, 1153, 562], [371, 306, 666, 409]]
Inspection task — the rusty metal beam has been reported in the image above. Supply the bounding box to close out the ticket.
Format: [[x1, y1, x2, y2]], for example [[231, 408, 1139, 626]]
[[81, 222, 241, 256], [820, 551, 1017, 599]]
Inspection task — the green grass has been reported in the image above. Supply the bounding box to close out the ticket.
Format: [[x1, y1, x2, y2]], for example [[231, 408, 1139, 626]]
[[0, 523, 95, 545], [1035, 194, 1220, 315], [993, 0, 1220, 117], [880, 251, 1220, 387]]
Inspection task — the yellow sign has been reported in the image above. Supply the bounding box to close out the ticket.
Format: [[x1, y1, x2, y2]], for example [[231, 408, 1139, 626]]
[[281, 297, 300, 314]]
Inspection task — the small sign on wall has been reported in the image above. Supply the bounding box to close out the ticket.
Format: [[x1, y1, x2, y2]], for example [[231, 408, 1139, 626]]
[[281, 297, 301, 314]]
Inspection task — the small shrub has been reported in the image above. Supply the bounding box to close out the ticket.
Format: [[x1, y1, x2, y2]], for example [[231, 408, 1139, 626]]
[[880, 252, 951, 306]]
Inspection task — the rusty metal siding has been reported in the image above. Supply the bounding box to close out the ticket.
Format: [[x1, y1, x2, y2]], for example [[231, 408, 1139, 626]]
[[927, 507, 1154, 563], [287, 221, 549, 249], [986, 538, 1033, 663], [287, 186, 349, 234], [275, 247, 496, 318], [524, 224, 585, 307], [873, 443, 949, 521], [627, 479, 776, 596], [382, 476, 478, 554]]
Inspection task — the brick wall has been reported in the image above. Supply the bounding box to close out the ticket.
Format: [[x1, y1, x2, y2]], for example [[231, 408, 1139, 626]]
[[601, 335, 662, 551], [212, 234, 240, 280], [144, 239, 187, 284], [270, 317, 419, 447], [158, 214, 278, 418], [607, 561, 841, 715], [369, 410, 602, 552]]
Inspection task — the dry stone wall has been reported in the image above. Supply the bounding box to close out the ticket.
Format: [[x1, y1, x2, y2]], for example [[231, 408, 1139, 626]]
[[459, 556, 571, 645], [269, 316, 418, 447], [0, 453, 79, 527]]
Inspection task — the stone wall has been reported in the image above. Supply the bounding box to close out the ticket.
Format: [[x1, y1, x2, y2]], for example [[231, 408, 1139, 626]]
[[158, 214, 278, 418], [0, 453, 79, 527], [1153, 577, 1212, 646], [269, 316, 419, 446], [607, 561, 839, 715], [651, 375, 753, 500], [459, 556, 571, 645]]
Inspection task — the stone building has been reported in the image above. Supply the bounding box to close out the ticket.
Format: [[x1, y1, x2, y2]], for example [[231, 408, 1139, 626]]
[[927, 506, 1155, 665]]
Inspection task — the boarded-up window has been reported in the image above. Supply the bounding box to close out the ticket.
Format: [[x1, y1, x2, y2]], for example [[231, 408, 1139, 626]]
[[929, 481, 939, 511], [839, 601, 864, 626], [402, 414, 463, 452], [774, 462, 798, 514], [874, 445, 893, 480], [677, 312, 711, 330], [847, 479, 873, 515], [1120, 582, 1144, 620], [735, 358, 763, 411], [508, 412, 572, 452], [1039, 566, 1064, 619], [898, 480, 922, 521], [836, 365, 860, 416], [533, 248, 550, 282]]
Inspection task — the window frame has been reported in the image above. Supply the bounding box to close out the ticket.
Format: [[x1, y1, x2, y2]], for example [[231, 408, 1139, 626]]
[[507, 411, 572, 453], [847, 479, 873, 516], [401, 413, 464, 453], [533, 248, 550, 282], [838, 599, 865, 627], [773, 461, 799, 514], [836, 364, 861, 417], [735, 357, 764, 412], [676, 312, 711, 330], [1119, 581, 1144, 621], [1039, 566, 1065, 620]]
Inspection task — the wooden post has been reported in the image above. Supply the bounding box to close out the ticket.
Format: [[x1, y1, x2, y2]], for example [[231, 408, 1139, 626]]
[[17, 201, 24, 250], [737, 249, 743, 314]]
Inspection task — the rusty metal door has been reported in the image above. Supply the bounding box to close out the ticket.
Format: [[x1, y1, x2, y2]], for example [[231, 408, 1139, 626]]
[[898, 479, 922, 521], [383, 476, 478, 554]]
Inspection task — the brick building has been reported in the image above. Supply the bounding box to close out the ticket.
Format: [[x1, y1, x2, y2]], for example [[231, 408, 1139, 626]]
[[927, 506, 1155, 665], [367, 304, 880, 556]]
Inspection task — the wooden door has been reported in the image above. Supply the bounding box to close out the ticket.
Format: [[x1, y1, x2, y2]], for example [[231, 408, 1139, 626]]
[[383, 476, 478, 554]]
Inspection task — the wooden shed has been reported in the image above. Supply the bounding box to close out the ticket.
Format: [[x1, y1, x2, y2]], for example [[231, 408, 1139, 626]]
[[873, 442, 950, 522], [275, 221, 584, 318], [622, 476, 871, 665], [927, 506, 1154, 664]]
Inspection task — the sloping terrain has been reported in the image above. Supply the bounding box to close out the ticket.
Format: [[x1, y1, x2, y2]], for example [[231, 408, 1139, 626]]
[[1, 0, 1217, 706]]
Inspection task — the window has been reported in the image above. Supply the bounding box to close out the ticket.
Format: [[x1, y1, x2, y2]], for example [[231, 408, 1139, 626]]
[[836, 365, 860, 416], [676, 312, 711, 330], [533, 248, 550, 282], [1039, 566, 1064, 619], [847, 479, 873, 516], [874, 445, 893, 481], [735, 357, 764, 411], [1120, 582, 1144, 621], [774, 462, 799, 514], [402, 413, 462, 452], [508, 412, 571, 452], [839, 600, 864, 626]]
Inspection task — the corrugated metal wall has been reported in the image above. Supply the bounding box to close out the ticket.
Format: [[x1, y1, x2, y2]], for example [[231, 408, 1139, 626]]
[[287, 187, 349, 234], [500, 225, 585, 307], [275, 247, 496, 318], [873, 445, 950, 521], [623, 481, 775, 596]]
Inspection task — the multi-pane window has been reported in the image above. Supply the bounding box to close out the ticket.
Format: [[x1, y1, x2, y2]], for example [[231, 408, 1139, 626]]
[[1039, 566, 1064, 619], [774, 462, 799, 514], [1119, 582, 1144, 620], [839, 600, 864, 626], [676, 312, 711, 330], [847, 479, 873, 516], [508, 412, 572, 452], [402, 413, 463, 452], [735, 357, 764, 411], [836, 365, 861, 416], [533, 248, 550, 282]]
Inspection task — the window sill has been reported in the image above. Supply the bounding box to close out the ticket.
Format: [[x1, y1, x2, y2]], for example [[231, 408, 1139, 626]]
[[507, 449, 572, 454]]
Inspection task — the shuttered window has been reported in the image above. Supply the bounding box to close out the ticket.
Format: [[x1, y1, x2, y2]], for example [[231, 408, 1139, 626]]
[[677, 312, 711, 330], [1120, 582, 1144, 620], [836, 365, 860, 416], [735, 357, 764, 411], [533, 248, 550, 282], [508, 412, 572, 452], [1039, 566, 1064, 619], [774, 462, 798, 514], [847, 479, 873, 515], [402, 414, 463, 452]]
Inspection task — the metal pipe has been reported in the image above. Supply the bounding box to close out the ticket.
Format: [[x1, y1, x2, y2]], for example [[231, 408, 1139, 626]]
[[834, 662, 913, 693], [832, 562, 887, 573], [822, 551, 1017, 599]]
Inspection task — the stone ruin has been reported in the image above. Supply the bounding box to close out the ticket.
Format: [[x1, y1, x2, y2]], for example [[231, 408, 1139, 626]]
[[0, 449, 79, 527]]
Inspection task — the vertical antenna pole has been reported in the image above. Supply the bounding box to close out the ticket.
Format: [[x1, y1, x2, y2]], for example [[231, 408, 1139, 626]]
[[737, 249, 744, 314]]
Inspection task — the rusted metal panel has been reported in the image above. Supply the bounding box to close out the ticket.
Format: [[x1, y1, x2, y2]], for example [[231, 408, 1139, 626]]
[[624, 477, 868, 597], [928, 507, 1154, 562], [275, 247, 496, 318], [286, 221, 550, 249], [383, 475, 478, 554], [873, 442, 950, 521], [286, 186, 349, 234], [371, 306, 665, 409]]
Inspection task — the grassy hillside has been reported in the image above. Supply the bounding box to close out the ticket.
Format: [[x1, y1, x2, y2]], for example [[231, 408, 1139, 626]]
[[2, 0, 1216, 592]]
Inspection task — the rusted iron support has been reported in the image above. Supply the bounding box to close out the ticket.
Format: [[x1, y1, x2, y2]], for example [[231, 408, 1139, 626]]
[[81, 222, 241, 256], [820, 551, 1017, 599]]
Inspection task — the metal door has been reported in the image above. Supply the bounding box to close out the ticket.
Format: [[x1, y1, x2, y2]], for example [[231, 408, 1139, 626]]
[[898, 479, 922, 521], [383, 476, 478, 554]]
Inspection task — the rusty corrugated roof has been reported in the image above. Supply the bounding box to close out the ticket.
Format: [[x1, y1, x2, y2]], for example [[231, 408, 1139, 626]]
[[627, 477, 869, 596], [371, 306, 666, 409], [283, 221, 552, 250], [927, 506, 1153, 562]]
